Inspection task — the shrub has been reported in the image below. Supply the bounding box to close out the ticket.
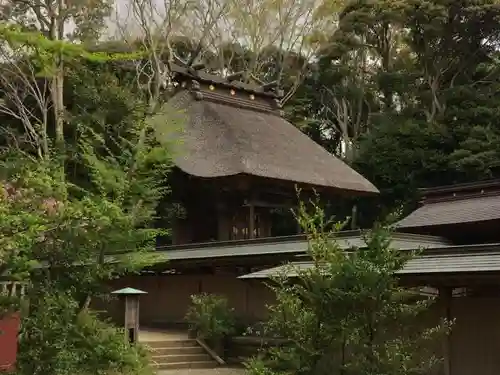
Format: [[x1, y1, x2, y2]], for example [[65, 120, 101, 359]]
[[184, 293, 236, 341], [16, 292, 152, 375]]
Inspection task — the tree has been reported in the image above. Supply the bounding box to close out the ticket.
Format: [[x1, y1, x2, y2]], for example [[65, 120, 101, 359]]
[[0, 27, 170, 375], [286, 51, 377, 160], [245, 201, 450, 375], [287, 0, 407, 161], [403, 0, 500, 123], [0, 25, 57, 159], [112, 0, 341, 106], [1, 136, 166, 374], [354, 115, 457, 223], [0, 0, 114, 158], [217, 0, 340, 103], [287, 0, 500, 219]]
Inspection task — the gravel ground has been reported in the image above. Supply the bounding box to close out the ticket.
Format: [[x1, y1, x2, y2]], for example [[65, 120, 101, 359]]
[[157, 367, 246, 375]]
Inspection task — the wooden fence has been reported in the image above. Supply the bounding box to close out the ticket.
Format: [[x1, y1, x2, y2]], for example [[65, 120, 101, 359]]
[[0, 282, 28, 298]]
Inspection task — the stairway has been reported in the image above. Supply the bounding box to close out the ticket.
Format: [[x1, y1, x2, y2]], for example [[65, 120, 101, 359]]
[[145, 338, 218, 370]]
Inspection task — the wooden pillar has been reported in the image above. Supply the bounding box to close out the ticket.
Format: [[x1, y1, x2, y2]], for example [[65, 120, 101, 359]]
[[351, 205, 357, 230], [244, 282, 250, 317], [439, 286, 453, 375], [217, 204, 230, 241], [249, 203, 255, 239]]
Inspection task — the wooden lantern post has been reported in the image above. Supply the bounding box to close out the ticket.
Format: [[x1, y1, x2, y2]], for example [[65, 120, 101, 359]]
[[111, 287, 147, 344]]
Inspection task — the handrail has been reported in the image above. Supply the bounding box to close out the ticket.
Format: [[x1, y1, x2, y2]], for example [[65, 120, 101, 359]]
[[196, 338, 226, 366]]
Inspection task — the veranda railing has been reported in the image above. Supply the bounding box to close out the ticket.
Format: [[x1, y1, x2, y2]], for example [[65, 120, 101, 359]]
[[0, 282, 28, 298]]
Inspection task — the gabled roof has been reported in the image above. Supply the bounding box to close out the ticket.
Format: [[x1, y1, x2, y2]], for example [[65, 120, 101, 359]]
[[159, 67, 378, 195], [396, 179, 500, 229], [396, 194, 500, 228]]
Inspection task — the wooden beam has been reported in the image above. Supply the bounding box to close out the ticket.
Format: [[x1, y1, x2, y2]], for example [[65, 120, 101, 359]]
[[196, 338, 226, 365], [261, 80, 278, 91], [191, 62, 206, 70], [226, 71, 246, 82], [249, 203, 255, 239], [242, 200, 295, 209], [400, 272, 500, 287]]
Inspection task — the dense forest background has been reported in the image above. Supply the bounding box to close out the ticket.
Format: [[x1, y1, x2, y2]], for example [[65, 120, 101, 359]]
[[2, 0, 500, 225]]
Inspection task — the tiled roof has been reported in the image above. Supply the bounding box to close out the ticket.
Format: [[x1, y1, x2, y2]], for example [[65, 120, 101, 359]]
[[399, 250, 500, 274], [396, 194, 500, 228], [237, 244, 500, 279]]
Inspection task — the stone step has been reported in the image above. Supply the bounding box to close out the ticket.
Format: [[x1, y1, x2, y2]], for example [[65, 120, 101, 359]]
[[152, 353, 212, 363], [144, 337, 219, 370], [143, 339, 197, 349], [150, 346, 205, 355], [154, 361, 218, 370]]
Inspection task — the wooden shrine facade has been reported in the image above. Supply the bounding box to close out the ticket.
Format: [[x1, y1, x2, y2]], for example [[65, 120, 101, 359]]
[[167, 172, 302, 244], [153, 63, 378, 246]]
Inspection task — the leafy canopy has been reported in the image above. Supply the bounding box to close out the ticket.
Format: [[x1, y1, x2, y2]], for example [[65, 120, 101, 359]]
[[0, 23, 172, 375]]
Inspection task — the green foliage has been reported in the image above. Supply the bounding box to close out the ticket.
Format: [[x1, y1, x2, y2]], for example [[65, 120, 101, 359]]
[[289, 0, 500, 220], [0, 131, 167, 374], [245, 202, 450, 375], [354, 115, 455, 218], [0, 23, 173, 375], [0, 0, 113, 43], [17, 292, 152, 375], [185, 293, 236, 340], [0, 23, 146, 88]]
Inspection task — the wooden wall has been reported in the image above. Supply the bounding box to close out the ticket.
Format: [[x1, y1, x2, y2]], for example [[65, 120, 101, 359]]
[[98, 274, 500, 375], [102, 274, 276, 325]]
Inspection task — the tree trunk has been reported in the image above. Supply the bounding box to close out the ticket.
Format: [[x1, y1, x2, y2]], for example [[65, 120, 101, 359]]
[[47, 0, 66, 181], [52, 69, 65, 154]]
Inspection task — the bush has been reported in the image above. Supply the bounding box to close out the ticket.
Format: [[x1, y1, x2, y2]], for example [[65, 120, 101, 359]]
[[241, 321, 275, 338], [184, 293, 236, 341], [16, 292, 152, 375]]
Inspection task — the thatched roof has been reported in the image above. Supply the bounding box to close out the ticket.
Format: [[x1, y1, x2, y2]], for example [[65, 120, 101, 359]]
[[161, 66, 378, 195]]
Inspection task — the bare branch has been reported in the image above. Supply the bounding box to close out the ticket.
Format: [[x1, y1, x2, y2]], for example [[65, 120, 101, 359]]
[[0, 38, 52, 157], [111, 0, 339, 105]]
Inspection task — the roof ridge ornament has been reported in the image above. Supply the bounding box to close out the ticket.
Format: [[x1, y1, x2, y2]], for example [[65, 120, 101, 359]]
[[249, 73, 265, 86], [225, 71, 284, 99], [261, 80, 277, 91], [190, 80, 203, 101], [171, 54, 206, 76], [187, 62, 206, 76], [226, 71, 246, 82]]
